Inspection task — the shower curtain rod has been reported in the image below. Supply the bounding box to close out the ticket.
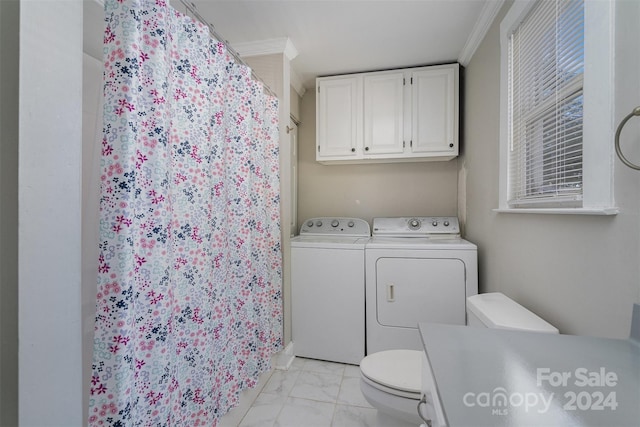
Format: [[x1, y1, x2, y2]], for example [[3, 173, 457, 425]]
[[178, 0, 279, 99]]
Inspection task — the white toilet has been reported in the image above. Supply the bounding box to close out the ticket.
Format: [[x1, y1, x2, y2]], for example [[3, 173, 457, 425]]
[[359, 292, 559, 424]]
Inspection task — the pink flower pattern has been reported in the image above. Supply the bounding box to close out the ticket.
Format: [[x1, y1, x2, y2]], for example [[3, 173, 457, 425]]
[[88, 1, 283, 425]]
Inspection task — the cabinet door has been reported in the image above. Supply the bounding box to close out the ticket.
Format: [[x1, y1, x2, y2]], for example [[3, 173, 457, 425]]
[[363, 72, 405, 156], [411, 66, 458, 155], [316, 77, 361, 160]]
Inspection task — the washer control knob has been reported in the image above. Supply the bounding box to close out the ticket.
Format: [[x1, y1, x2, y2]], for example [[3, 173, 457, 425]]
[[348, 220, 355, 228], [306, 220, 314, 227], [408, 218, 421, 230], [315, 220, 323, 227], [331, 220, 339, 228], [444, 220, 450, 227], [432, 220, 439, 227]]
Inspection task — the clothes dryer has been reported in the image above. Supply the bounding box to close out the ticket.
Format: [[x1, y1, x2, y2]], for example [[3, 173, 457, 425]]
[[365, 217, 477, 354], [291, 217, 370, 364]]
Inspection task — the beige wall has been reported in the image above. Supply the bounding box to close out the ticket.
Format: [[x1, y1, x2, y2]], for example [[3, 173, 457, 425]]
[[297, 90, 459, 231], [462, 0, 640, 338], [290, 88, 301, 123]]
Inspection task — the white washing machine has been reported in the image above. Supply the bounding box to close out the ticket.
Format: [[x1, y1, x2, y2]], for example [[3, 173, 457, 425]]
[[291, 217, 370, 364], [365, 217, 477, 354]]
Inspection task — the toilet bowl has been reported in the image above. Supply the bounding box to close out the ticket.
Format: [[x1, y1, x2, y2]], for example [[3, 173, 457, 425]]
[[359, 292, 558, 423], [360, 349, 423, 424]]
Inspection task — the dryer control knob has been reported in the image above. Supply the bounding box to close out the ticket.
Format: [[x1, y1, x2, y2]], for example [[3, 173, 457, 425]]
[[315, 220, 323, 227], [409, 218, 421, 230], [348, 221, 355, 228], [444, 220, 450, 227], [331, 220, 339, 227], [306, 220, 314, 227], [432, 220, 439, 227]]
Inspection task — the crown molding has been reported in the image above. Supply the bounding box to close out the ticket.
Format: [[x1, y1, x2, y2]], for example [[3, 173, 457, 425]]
[[232, 37, 305, 95], [458, 0, 506, 66], [232, 37, 299, 61]]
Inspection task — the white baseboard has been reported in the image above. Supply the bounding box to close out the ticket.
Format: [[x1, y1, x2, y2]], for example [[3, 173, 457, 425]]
[[274, 341, 295, 370]]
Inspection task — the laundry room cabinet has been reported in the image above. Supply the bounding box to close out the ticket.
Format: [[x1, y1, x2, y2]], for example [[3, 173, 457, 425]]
[[316, 63, 459, 164], [316, 76, 362, 159], [363, 71, 405, 157]]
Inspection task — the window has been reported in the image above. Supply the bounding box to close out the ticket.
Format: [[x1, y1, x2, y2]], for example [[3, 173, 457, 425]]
[[508, 0, 584, 207], [498, 0, 617, 214]]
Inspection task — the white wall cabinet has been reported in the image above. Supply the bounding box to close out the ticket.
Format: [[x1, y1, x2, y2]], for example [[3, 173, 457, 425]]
[[363, 71, 405, 157], [316, 76, 361, 160], [316, 64, 459, 164]]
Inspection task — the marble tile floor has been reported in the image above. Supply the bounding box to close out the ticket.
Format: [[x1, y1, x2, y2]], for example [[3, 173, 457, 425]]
[[219, 357, 418, 427]]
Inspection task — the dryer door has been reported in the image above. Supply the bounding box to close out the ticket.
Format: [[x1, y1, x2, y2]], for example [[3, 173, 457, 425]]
[[376, 257, 466, 328]]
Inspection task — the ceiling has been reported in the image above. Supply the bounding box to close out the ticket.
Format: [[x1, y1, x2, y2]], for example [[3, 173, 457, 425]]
[[85, 0, 503, 92]]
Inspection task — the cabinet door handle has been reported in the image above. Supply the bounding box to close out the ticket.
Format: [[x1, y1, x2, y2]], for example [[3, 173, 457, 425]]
[[351, 148, 355, 152], [365, 146, 370, 151]]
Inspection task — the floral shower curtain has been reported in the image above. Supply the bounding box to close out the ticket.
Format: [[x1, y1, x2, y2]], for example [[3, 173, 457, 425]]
[[88, 0, 283, 425]]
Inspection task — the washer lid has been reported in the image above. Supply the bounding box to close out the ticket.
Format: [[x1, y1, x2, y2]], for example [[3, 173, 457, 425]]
[[360, 350, 422, 393], [290, 236, 368, 249]]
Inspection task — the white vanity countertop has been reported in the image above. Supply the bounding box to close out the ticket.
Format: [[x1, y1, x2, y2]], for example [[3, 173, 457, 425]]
[[419, 322, 640, 426]]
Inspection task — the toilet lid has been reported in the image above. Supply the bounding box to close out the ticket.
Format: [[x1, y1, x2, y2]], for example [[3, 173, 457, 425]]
[[360, 350, 422, 393]]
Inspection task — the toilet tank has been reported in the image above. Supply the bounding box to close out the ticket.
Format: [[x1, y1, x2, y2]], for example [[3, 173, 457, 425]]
[[467, 292, 559, 333]]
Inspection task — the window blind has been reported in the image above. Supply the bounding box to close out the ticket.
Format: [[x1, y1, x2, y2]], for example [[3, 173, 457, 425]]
[[508, 0, 584, 207]]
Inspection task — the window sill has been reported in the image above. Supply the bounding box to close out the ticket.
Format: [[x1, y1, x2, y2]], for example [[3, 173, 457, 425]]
[[493, 207, 619, 216]]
